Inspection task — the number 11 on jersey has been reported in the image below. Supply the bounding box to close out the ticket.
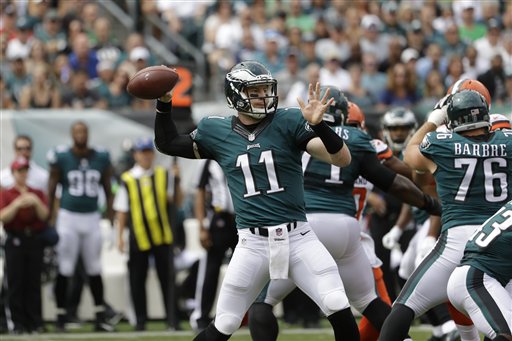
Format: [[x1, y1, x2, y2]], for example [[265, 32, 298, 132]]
[[236, 150, 284, 198]]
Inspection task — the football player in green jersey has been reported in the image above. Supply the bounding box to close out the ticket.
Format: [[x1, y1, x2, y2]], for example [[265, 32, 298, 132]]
[[379, 107, 419, 251], [379, 90, 512, 341], [47, 121, 115, 332], [154, 61, 358, 341], [380, 109, 460, 341], [247, 87, 443, 341], [447, 200, 512, 341]]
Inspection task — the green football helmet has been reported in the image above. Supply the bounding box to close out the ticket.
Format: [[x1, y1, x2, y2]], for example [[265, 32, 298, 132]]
[[319, 86, 348, 126], [225, 61, 278, 119], [447, 90, 490, 133], [381, 107, 417, 152]]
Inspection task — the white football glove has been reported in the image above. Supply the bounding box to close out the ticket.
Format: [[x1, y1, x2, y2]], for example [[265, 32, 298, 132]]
[[427, 108, 447, 127], [415, 236, 437, 267], [428, 95, 450, 127], [382, 225, 403, 250]]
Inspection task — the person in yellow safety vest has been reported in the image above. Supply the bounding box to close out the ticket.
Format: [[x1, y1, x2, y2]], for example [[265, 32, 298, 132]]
[[114, 137, 183, 331]]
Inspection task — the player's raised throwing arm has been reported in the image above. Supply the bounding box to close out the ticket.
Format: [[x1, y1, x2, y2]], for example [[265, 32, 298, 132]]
[[154, 93, 198, 159]]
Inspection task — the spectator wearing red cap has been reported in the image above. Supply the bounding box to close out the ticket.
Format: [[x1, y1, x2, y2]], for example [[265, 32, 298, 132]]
[[0, 156, 49, 334], [0, 135, 48, 193]]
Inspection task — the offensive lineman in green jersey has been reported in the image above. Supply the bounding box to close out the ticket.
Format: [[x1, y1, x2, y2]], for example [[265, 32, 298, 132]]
[[154, 61, 358, 341], [247, 87, 443, 341], [379, 90, 512, 341], [380, 110, 460, 341], [47, 121, 115, 332], [448, 200, 512, 341]]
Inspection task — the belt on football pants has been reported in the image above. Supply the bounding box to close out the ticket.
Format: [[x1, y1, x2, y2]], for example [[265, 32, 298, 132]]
[[249, 222, 298, 237]]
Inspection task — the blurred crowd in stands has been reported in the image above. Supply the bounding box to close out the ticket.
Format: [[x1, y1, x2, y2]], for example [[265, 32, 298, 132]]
[[1, 0, 510, 118]]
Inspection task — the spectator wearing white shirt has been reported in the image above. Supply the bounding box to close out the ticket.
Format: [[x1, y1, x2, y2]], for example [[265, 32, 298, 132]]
[[462, 45, 488, 79], [283, 62, 320, 107], [315, 22, 350, 66], [5, 17, 34, 63], [319, 49, 352, 92], [360, 15, 389, 64], [452, 0, 483, 26], [0, 135, 48, 193], [502, 32, 512, 76], [474, 18, 505, 71]]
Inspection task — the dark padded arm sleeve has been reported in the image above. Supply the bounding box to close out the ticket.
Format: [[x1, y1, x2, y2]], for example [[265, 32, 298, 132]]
[[360, 152, 397, 192], [154, 100, 197, 159], [387, 175, 441, 216], [360, 152, 441, 216], [197, 160, 211, 189]]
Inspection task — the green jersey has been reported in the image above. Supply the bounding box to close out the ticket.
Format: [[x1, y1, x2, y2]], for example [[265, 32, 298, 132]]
[[461, 200, 512, 286], [47, 146, 111, 213], [192, 108, 316, 228], [419, 129, 512, 231], [303, 126, 375, 215]]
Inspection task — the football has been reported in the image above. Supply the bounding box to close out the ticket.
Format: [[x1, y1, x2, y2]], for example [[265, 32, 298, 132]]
[[126, 65, 180, 100]]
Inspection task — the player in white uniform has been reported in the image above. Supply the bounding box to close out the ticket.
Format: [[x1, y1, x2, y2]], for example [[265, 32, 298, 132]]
[[155, 62, 358, 341]]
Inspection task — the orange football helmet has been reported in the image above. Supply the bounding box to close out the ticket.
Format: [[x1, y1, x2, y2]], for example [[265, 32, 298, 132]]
[[447, 79, 492, 109], [346, 102, 366, 129]]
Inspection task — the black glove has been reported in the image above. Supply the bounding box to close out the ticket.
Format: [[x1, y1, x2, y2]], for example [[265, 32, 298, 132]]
[[40, 225, 60, 247], [422, 194, 442, 216]]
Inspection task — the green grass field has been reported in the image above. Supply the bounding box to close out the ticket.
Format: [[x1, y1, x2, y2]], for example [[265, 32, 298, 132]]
[[0, 318, 488, 340], [0, 329, 433, 341], [0, 320, 437, 341]]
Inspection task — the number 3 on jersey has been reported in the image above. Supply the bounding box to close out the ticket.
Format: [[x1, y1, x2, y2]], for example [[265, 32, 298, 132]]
[[468, 206, 512, 248], [236, 150, 284, 197]]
